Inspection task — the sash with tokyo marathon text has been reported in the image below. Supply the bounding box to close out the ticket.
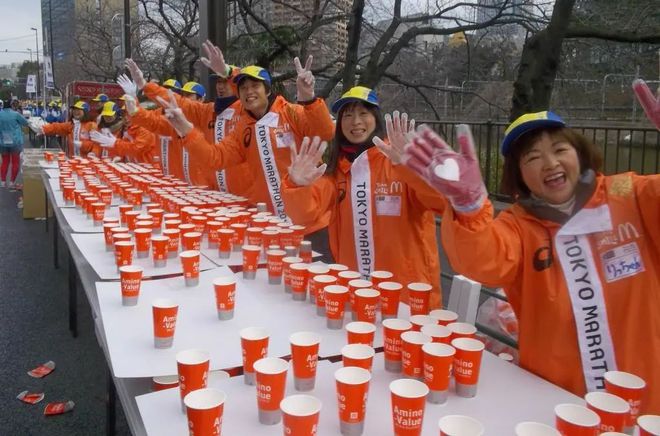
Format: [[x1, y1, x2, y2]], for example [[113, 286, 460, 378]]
[[350, 151, 375, 279], [214, 108, 234, 192], [554, 204, 617, 392], [182, 148, 191, 184], [72, 120, 81, 156], [160, 136, 170, 175], [255, 112, 287, 220]]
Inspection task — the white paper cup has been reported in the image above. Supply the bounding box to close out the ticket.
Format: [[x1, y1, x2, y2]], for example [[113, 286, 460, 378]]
[[438, 415, 484, 436]]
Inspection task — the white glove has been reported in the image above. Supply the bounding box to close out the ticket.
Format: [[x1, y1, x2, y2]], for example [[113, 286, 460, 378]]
[[117, 74, 138, 98], [125, 59, 146, 90], [90, 130, 117, 148], [200, 40, 229, 77], [373, 111, 415, 165], [123, 94, 138, 116], [294, 56, 315, 102], [288, 136, 327, 186], [28, 118, 46, 135]]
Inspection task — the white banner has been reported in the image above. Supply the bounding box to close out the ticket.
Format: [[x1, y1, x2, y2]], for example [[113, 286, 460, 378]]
[[43, 56, 54, 89], [25, 75, 37, 93]]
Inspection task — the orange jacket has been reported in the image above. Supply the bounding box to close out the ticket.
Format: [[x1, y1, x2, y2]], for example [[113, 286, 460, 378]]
[[282, 146, 447, 308], [142, 82, 250, 193], [183, 95, 335, 218], [441, 172, 660, 413], [42, 120, 97, 157], [91, 123, 156, 162]]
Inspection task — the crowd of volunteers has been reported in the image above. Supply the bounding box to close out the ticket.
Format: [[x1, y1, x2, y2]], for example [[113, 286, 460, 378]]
[[5, 40, 658, 414]]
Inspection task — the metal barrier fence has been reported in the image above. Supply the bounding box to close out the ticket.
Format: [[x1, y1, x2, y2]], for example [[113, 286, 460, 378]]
[[421, 120, 660, 199]]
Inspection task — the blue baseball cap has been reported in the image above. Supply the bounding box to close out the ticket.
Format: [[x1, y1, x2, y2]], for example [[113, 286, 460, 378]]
[[331, 86, 379, 113], [233, 66, 272, 87], [501, 111, 566, 156]]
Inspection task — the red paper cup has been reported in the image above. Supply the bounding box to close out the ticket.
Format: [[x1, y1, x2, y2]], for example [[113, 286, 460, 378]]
[[119, 265, 143, 306], [135, 220, 153, 231], [323, 285, 349, 330], [184, 388, 226, 435], [217, 228, 234, 258], [151, 235, 169, 267], [429, 309, 459, 326], [178, 223, 195, 235], [353, 287, 379, 323], [289, 263, 309, 301], [420, 324, 452, 344], [206, 221, 222, 249], [261, 230, 280, 251], [401, 331, 432, 380], [341, 344, 375, 372], [604, 371, 646, 430], [246, 227, 264, 247], [162, 228, 180, 259], [378, 281, 403, 319], [279, 228, 295, 248], [451, 337, 485, 398], [346, 321, 376, 347], [289, 332, 321, 392], [230, 223, 247, 251], [266, 249, 286, 285], [289, 224, 305, 246], [240, 327, 269, 385], [439, 415, 485, 436], [422, 342, 455, 404], [306, 264, 330, 304], [176, 349, 211, 411], [191, 215, 207, 234], [91, 202, 106, 225], [554, 403, 600, 436], [383, 318, 413, 373], [134, 228, 152, 258], [638, 415, 660, 436], [282, 256, 303, 293], [253, 357, 289, 425], [328, 263, 349, 279], [410, 315, 436, 332], [103, 223, 119, 250], [152, 375, 179, 392], [390, 378, 429, 436], [213, 276, 236, 320], [338, 270, 362, 290], [164, 219, 182, 230], [149, 208, 164, 232], [515, 422, 561, 436], [370, 270, 394, 287], [114, 241, 134, 270], [585, 392, 629, 434], [311, 274, 336, 317], [406, 282, 432, 316], [334, 366, 371, 436], [179, 250, 201, 287], [448, 322, 478, 340], [242, 245, 261, 279], [124, 210, 141, 231], [182, 231, 202, 251], [280, 395, 322, 436], [152, 298, 178, 348], [111, 226, 130, 247]]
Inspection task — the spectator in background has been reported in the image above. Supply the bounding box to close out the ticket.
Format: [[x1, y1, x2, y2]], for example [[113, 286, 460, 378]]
[[0, 100, 28, 190]]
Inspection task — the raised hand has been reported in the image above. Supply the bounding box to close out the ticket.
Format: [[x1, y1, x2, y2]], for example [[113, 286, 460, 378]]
[[294, 55, 315, 102], [123, 94, 138, 116], [404, 125, 487, 213], [125, 59, 146, 90], [156, 90, 194, 137], [90, 130, 117, 148], [288, 136, 328, 186], [200, 40, 229, 77], [117, 74, 137, 98], [633, 79, 660, 130], [373, 110, 415, 164]]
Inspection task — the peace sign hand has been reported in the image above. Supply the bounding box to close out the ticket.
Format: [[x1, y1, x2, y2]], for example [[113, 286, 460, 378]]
[[294, 56, 315, 102], [288, 136, 327, 186], [200, 40, 229, 77], [156, 90, 193, 137]]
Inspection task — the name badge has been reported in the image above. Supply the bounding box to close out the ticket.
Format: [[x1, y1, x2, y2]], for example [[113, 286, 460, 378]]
[[275, 131, 294, 149], [601, 241, 644, 282], [375, 195, 401, 217]]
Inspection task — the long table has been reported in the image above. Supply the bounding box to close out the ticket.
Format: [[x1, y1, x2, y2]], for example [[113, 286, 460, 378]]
[[42, 169, 583, 436]]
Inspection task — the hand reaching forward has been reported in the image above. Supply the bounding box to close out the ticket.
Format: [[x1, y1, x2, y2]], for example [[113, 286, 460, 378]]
[[294, 56, 315, 102], [200, 40, 229, 77], [156, 90, 194, 137], [404, 125, 487, 213], [288, 136, 328, 186], [125, 59, 146, 90], [373, 110, 415, 164], [90, 130, 117, 148]]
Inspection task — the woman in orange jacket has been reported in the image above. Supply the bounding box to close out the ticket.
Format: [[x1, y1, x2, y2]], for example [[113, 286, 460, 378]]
[[281, 87, 447, 308], [89, 101, 155, 162], [41, 101, 97, 157], [403, 111, 659, 413], [157, 59, 335, 222]]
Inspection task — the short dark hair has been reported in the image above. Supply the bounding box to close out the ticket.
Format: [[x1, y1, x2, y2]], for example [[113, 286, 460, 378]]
[[500, 127, 603, 198], [236, 77, 271, 96], [325, 101, 385, 174]]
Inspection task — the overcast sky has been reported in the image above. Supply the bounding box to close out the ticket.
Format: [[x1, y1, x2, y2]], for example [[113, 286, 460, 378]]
[[0, 0, 43, 66]]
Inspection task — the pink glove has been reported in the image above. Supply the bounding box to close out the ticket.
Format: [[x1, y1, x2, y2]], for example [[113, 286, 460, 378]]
[[404, 125, 487, 213], [633, 79, 660, 130]]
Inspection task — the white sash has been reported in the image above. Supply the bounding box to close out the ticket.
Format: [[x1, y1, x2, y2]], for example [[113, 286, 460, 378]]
[[160, 136, 170, 175], [214, 108, 234, 192], [72, 120, 81, 156], [350, 151, 375, 279], [255, 112, 287, 219], [554, 204, 617, 392], [182, 148, 191, 184]]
